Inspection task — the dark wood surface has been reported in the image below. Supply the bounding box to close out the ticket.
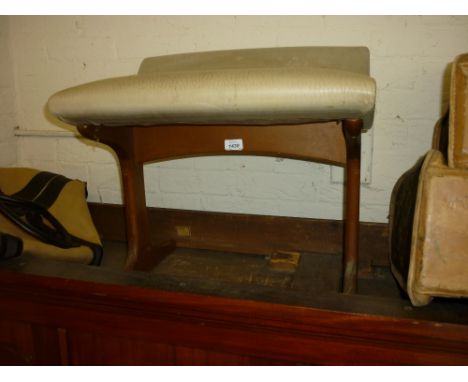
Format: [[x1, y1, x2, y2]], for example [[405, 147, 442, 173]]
[[88, 203, 390, 272], [1, 237, 468, 365]]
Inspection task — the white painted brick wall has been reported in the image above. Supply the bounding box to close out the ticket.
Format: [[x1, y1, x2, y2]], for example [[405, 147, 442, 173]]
[[4, 16, 468, 222], [0, 16, 17, 167]]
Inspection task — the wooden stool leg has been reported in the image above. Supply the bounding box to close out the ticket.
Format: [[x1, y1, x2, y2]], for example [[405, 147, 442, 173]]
[[118, 158, 151, 270], [342, 119, 363, 294], [117, 157, 176, 271], [78, 125, 175, 271]]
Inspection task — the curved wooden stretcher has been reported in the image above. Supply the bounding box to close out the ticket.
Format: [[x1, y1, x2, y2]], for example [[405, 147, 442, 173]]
[[47, 47, 376, 294]]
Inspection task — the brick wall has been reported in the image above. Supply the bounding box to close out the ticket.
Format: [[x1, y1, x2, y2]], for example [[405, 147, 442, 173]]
[[5, 16, 468, 222], [0, 16, 17, 167]]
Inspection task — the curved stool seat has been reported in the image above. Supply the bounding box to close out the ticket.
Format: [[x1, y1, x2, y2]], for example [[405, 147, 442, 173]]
[[47, 46, 376, 293], [49, 47, 375, 127]]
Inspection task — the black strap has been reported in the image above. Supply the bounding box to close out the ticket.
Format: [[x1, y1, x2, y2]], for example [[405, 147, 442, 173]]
[[12, 172, 57, 202], [0, 232, 23, 261], [12, 172, 71, 209], [32, 175, 71, 209], [0, 172, 102, 266]]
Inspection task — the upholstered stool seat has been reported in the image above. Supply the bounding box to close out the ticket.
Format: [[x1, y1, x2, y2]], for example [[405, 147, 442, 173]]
[[47, 47, 376, 294], [48, 47, 375, 126]]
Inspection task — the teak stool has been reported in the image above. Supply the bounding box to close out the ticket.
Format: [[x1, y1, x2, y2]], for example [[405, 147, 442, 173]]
[[48, 47, 376, 293]]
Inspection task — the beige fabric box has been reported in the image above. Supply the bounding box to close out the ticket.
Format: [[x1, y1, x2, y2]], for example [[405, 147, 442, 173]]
[[390, 53, 468, 306], [392, 150, 468, 306]]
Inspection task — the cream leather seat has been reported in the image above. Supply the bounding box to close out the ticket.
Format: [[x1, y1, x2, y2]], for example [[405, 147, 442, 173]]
[[48, 47, 376, 126], [46, 46, 376, 294]]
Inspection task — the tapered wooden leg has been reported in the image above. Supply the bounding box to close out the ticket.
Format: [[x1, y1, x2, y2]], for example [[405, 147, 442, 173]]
[[118, 157, 175, 271], [78, 125, 175, 271], [118, 158, 149, 269], [342, 119, 363, 294]]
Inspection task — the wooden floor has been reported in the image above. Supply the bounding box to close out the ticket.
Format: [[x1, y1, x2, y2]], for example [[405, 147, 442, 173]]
[[3, 241, 468, 326]]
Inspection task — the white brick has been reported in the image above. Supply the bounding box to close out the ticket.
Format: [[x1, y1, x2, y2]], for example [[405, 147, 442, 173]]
[[316, 183, 343, 204], [57, 138, 95, 163], [88, 163, 121, 191], [0, 17, 14, 89], [406, 120, 436, 152], [0, 141, 17, 166], [19, 159, 58, 173], [46, 35, 117, 63], [0, 88, 16, 115], [372, 56, 419, 90], [57, 138, 116, 164], [5, 15, 468, 223], [148, 191, 201, 210], [87, 140, 117, 164], [376, 88, 442, 122], [153, 157, 195, 170], [233, 156, 275, 172], [158, 168, 200, 194], [0, 114, 16, 141], [324, 15, 405, 31], [274, 158, 329, 176], [200, 195, 281, 216], [19, 137, 57, 162], [85, 186, 100, 203], [193, 156, 239, 171], [413, 60, 452, 107], [56, 161, 89, 182], [360, 204, 391, 223], [143, 165, 160, 193], [198, 170, 237, 196], [277, 200, 343, 220], [233, 172, 317, 201], [412, 15, 468, 27], [0, 16, 17, 168], [97, 189, 123, 205], [361, 185, 392, 207]]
